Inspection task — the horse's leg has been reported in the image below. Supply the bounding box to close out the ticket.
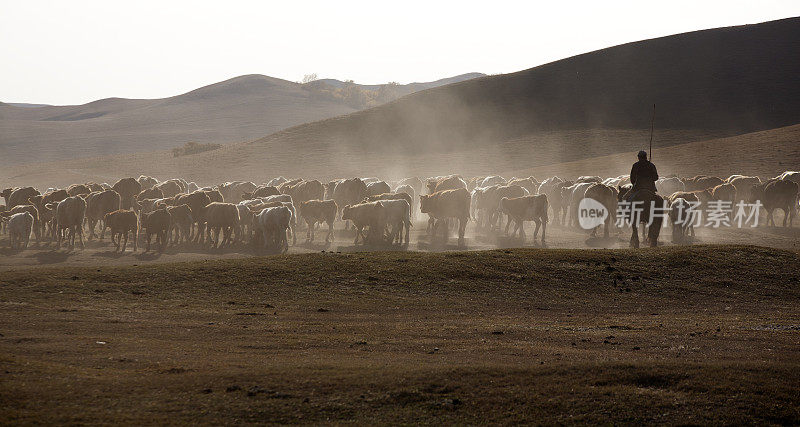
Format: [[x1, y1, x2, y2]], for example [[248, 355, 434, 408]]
[[630, 224, 639, 248]]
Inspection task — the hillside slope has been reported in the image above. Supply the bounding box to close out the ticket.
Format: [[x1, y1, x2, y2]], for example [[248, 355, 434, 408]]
[[1, 124, 796, 190], [250, 17, 800, 158], [514, 123, 800, 180]]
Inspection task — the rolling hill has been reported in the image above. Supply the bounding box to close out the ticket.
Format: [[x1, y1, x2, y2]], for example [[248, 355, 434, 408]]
[[246, 17, 799, 157], [0, 73, 483, 167], [2, 18, 798, 189]]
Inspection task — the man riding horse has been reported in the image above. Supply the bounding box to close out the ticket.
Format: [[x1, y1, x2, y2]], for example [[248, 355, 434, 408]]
[[618, 151, 665, 247]]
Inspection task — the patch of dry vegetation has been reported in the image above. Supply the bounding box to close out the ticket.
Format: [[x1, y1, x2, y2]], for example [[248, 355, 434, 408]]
[[171, 141, 222, 157], [1, 245, 798, 423]]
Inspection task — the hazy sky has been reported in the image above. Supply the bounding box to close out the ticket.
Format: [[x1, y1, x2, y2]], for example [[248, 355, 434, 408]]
[[1, 0, 798, 105]]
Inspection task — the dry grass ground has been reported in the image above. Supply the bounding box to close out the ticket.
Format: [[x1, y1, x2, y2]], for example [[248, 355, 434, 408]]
[[1, 245, 799, 424], [1, 215, 798, 269]]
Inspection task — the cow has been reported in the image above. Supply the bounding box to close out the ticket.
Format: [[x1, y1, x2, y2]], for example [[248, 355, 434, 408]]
[[669, 198, 694, 244], [7, 212, 34, 250], [204, 188, 225, 203], [66, 184, 91, 197], [167, 204, 193, 245], [394, 184, 417, 219], [267, 176, 289, 187], [50, 196, 87, 249], [218, 181, 256, 203], [537, 177, 565, 224], [419, 188, 470, 246], [426, 175, 467, 194], [254, 206, 292, 253], [751, 180, 798, 227], [480, 176, 506, 188], [667, 191, 700, 238], [575, 176, 602, 184], [711, 183, 737, 203], [378, 199, 412, 245], [506, 177, 539, 195], [683, 175, 724, 192], [137, 187, 164, 202], [28, 189, 68, 239], [112, 178, 142, 210], [296, 200, 337, 243], [174, 191, 212, 243], [396, 177, 423, 198], [365, 181, 392, 198], [2, 186, 40, 209], [582, 183, 618, 238], [342, 201, 387, 245], [728, 176, 762, 203], [85, 189, 121, 239], [137, 175, 159, 190], [141, 208, 171, 252], [498, 194, 548, 243], [333, 178, 368, 228], [656, 177, 684, 195], [155, 179, 184, 198], [103, 209, 139, 252], [563, 182, 594, 228], [242, 185, 280, 200], [204, 202, 241, 248], [1, 204, 41, 244]]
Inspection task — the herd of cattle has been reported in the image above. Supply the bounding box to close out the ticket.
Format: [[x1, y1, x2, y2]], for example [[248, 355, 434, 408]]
[[1, 170, 798, 252]]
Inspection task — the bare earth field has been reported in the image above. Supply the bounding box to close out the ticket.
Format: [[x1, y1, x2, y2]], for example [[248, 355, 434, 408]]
[[1, 215, 798, 269], [1, 244, 799, 424]]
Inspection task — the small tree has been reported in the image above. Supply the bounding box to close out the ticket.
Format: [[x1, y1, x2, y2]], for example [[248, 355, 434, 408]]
[[302, 73, 318, 84]]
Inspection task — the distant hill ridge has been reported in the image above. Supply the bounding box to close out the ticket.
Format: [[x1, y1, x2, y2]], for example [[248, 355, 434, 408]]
[[0, 73, 483, 166]]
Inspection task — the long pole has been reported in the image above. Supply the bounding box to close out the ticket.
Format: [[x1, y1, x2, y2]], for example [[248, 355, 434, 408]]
[[649, 103, 656, 160]]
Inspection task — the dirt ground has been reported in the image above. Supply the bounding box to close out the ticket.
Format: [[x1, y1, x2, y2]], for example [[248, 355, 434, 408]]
[[1, 245, 798, 423], [1, 212, 798, 269]]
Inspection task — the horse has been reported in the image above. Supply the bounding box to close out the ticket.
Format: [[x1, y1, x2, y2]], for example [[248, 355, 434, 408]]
[[617, 185, 665, 248]]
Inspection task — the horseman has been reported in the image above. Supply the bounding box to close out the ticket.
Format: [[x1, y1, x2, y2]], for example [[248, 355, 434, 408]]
[[619, 150, 664, 247], [628, 150, 658, 199]]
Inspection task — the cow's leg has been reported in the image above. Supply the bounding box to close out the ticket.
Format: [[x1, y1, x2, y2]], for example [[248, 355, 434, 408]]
[[603, 218, 610, 238], [160, 230, 168, 252], [220, 227, 229, 247], [132, 229, 137, 252], [326, 220, 333, 243], [540, 216, 547, 242], [121, 231, 128, 252], [630, 224, 639, 248], [457, 217, 467, 246], [100, 219, 106, 239]]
